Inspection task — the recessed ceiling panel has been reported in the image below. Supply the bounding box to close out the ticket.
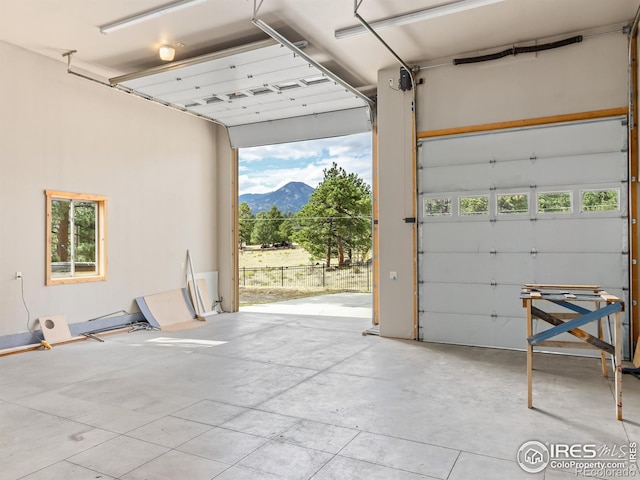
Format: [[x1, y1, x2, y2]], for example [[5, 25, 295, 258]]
[[110, 39, 373, 141]]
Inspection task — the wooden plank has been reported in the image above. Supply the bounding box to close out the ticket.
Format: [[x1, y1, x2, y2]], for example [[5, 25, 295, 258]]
[[526, 299, 533, 409], [598, 316, 608, 378], [188, 278, 212, 314], [530, 306, 615, 355], [615, 310, 623, 420], [633, 335, 640, 368], [0, 327, 132, 357], [632, 36, 639, 354], [600, 293, 621, 303], [523, 284, 601, 291]]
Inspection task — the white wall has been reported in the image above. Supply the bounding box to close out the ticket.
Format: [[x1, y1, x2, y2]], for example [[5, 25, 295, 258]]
[[376, 32, 629, 339], [0, 41, 232, 338]]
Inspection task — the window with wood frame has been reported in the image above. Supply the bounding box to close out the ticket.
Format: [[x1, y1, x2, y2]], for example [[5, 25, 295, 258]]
[[45, 190, 108, 285]]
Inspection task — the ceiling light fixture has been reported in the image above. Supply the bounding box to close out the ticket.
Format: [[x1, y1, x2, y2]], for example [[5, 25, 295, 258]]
[[159, 45, 176, 61], [99, 0, 207, 34], [335, 0, 504, 39]]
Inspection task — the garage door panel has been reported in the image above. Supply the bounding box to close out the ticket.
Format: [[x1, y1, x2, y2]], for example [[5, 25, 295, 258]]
[[420, 253, 494, 284], [421, 218, 628, 254], [489, 221, 537, 251], [532, 253, 628, 288], [423, 152, 625, 192], [530, 218, 627, 253], [421, 119, 626, 167], [418, 117, 629, 352], [421, 252, 534, 285], [420, 222, 495, 252], [422, 313, 527, 349], [420, 283, 525, 317]]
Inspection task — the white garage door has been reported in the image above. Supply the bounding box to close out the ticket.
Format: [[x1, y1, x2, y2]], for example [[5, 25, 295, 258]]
[[418, 117, 630, 356]]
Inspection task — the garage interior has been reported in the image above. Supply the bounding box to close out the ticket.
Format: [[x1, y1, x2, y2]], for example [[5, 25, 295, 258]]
[[2, 0, 640, 478]]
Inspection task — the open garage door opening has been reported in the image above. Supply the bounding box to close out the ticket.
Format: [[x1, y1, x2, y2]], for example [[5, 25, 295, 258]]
[[237, 132, 374, 318]]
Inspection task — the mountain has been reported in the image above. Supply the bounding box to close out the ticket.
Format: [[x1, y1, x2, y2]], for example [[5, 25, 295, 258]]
[[239, 181, 315, 214]]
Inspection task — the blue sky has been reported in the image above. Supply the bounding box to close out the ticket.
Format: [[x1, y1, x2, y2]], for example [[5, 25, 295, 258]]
[[238, 132, 372, 195]]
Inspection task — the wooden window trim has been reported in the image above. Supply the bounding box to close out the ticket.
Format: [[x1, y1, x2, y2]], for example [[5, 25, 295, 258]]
[[45, 190, 108, 286]]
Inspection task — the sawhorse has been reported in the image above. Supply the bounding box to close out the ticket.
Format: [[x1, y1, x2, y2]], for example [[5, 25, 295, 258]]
[[520, 284, 624, 420]]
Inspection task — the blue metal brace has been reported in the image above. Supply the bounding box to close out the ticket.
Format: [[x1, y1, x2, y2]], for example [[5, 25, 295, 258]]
[[528, 302, 622, 345]]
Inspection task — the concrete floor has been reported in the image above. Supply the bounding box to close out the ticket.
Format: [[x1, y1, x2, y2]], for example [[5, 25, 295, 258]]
[[1, 293, 639, 479]]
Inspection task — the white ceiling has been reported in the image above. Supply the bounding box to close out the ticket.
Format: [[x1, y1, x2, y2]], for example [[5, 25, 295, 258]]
[[1, 0, 639, 95]]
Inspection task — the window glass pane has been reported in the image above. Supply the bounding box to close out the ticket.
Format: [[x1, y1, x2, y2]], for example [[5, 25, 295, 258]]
[[537, 192, 572, 214], [51, 199, 71, 278], [581, 189, 619, 212], [497, 193, 528, 215], [460, 196, 489, 216], [74, 201, 98, 276], [424, 197, 452, 216]]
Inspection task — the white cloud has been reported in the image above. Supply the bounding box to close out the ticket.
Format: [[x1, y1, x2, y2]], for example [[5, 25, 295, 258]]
[[238, 132, 372, 195]]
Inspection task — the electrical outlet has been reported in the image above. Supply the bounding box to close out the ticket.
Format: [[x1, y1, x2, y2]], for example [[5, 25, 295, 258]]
[[390, 271, 397, 281], [15, 271, 22, 279]]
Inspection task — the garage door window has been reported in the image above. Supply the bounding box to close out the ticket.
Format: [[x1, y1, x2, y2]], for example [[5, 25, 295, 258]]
[[460, 195, 489, 216], [581, 189, 620, 212], [424, 197, 452, 216], [496, 193, 529, 215], [537, 191, 572, 214]]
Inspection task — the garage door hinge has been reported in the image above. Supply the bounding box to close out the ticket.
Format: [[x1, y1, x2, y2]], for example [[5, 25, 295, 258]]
[[490, 218, 497, 223], [491, 312, 498, 319], [489, 157, 496, 165], [529, 155, 537, 162], [622, 251, 629, 255]]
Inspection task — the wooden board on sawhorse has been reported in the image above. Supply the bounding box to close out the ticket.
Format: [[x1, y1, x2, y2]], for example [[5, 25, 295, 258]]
[[520, 284, 624, 420]]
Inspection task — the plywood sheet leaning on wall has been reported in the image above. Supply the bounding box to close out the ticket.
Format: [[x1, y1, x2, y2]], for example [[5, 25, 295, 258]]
[[188, 278, 219, 320], [137, 289, 203, 331], [195, 271, 221, 312], [38, 315, 72, 344]]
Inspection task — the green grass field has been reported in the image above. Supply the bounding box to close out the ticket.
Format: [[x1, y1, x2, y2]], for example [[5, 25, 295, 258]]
[[238, 244, 369, 306], [239, 244, 323, 268]]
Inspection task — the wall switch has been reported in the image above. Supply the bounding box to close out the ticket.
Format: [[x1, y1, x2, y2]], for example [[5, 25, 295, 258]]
[[390, 271, 397, 281], [15, 271, 22, 279]]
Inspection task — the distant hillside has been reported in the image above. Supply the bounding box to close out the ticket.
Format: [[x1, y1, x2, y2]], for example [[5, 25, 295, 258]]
[[239, 181, 314, 214]]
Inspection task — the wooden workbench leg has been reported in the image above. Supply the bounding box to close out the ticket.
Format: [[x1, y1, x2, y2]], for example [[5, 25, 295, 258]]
[[526, 301, 533, 409], [614, 311, 622, 420], [598, 317, 608, 378]]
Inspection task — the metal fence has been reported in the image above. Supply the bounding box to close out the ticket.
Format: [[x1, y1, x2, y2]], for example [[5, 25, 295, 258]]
[[239, 263, 372, 292]]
